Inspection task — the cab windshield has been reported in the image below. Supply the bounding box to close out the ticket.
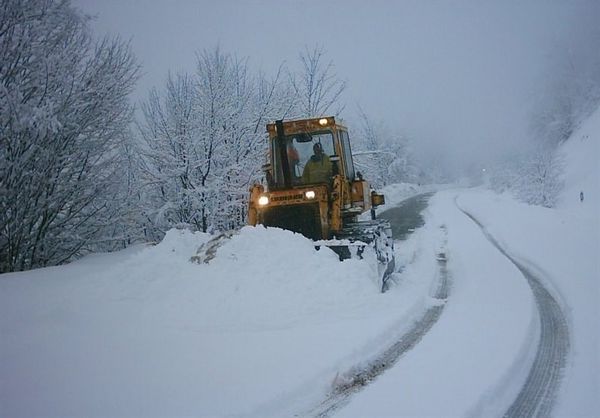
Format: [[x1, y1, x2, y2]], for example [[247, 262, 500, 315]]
[[272, 131, 335, 187]]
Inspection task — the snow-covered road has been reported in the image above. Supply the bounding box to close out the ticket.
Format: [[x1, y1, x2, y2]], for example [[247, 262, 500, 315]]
[[313, 191, 569, 418], [458, 203, 569, 418], [0, 187, 596, 418], [333, 190, 538, 418]]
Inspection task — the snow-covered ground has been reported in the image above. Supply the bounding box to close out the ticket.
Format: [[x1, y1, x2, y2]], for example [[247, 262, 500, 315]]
[[0, 208, 445, 417], [1, 112, 597, 416], [335, 107, 599, 417]]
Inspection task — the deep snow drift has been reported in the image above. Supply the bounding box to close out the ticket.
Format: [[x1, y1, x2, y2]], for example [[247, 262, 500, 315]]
[[1, 111, 598, 417]]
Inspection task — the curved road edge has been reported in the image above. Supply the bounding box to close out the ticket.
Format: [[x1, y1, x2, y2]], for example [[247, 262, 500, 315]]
[[456, 199, 570, 418]]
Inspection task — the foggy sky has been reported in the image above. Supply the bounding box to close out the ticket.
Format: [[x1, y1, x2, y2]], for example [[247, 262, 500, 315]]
[[74, 0, 598, 177]]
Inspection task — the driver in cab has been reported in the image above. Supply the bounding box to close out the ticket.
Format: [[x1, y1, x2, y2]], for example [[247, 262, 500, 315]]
[[302, 142, 332, 184]]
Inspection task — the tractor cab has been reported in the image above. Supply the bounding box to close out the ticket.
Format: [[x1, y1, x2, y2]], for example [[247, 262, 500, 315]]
[[266, 117, 355, 189], [249, 116, 384, 241]]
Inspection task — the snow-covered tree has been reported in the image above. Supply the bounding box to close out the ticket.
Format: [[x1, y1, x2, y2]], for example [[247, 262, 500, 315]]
[[255, 64, 297, 126], [351, 110, 417, 188], [0, 0, 139, 272], [201, 52, 263, 231], [138, 47, 294, 237], [138, 73, 200, 235], [289, 45, 346, 118]]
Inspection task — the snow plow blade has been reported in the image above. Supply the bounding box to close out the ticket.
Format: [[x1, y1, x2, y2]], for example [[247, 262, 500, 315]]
[[318, 220, 395, 292]]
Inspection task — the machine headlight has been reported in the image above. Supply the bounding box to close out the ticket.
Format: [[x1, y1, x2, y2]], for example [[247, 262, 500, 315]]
[[305, 190, 316, 199], [319, 118, 328, 126], [258, 195, 269, 206]]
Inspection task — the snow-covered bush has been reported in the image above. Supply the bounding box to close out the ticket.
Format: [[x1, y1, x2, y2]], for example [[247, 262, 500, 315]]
[[513, 148, 565, 208], [488, 148, 565, 208]]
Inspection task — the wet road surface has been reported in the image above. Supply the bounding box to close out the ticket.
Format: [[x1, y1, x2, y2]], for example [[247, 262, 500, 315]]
[[377, 193, 434, 241]]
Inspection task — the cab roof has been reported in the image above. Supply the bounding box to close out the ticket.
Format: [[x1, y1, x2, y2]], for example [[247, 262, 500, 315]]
[[266, 116, 347, 136]]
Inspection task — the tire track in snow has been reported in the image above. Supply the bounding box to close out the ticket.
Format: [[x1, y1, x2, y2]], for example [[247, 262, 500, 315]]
[[305, 227, 451, 418], [457, 203, 570, 418]]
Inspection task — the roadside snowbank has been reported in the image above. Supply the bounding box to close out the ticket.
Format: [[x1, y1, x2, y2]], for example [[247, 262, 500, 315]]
[[0, 220, 442, 417]]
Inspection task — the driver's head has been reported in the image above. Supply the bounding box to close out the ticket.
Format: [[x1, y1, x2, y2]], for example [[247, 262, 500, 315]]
[[313, 142, 323, 155]]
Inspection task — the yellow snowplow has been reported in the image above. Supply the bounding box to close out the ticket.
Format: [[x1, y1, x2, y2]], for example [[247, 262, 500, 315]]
[[248, 117, 394, 288]]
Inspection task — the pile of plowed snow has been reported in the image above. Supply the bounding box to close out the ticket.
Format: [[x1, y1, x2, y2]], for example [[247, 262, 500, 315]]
[[134, 226, 381, 331], [1, 215, 442, 418]]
